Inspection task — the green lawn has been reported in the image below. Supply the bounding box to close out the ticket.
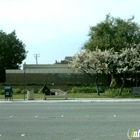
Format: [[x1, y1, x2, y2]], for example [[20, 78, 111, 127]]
[[0, 93, 43, 100], [68, 92, 137, 98], [0, 92, 138, 100]]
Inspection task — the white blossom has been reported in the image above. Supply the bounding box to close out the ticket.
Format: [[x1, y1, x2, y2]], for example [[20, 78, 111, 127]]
[[69, 43, 140, 76]]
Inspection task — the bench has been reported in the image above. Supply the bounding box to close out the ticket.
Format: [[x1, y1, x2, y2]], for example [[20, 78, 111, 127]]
[[43, 89, 68, 100], [132, 87, 140, 96]]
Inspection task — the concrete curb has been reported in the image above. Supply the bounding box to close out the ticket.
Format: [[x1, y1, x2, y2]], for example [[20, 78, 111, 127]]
[[0, 98, 140, 103]]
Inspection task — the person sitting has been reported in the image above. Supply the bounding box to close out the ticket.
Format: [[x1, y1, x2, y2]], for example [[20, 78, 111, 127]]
[[42, 84, 51, 95]]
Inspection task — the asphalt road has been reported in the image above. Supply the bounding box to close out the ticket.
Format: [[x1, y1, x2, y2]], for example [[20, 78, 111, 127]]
[[0, 102, 140, 140]]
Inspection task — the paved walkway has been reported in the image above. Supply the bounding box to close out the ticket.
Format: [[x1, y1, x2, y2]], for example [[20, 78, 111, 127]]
[[1, 98, 140, 103]]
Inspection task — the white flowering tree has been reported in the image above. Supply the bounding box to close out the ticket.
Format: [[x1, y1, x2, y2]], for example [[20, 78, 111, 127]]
[[69, 44, 140, 96], [69, 48, 114, 95], [115, 44, 140, 95]]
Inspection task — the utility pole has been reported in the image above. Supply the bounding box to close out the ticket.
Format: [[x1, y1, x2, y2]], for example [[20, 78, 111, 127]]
[[23, 62, 26, 100], [34, 54, 40, 64]]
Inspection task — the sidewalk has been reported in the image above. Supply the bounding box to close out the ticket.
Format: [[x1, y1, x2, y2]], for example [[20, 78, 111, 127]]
[[1, 98, 140, 103]]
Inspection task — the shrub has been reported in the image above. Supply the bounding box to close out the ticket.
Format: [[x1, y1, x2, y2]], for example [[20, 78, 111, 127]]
[[105, 88, 131, 95], [74, 82, 83, 86], [66, 82, 92, 86], [123, 88, 132, 94], [25, 82, 38, 86], [66, 82, 74, 86], [82, 83, 90, 86], [13, 88, 21, 94], [47, 83, 55, 86], [0, 83, 7, 86], [10, 83, 20, 86], [70, 87, 103, 93], [0, 89, 5, 95], [21, 89, 27, 94], [105, 88, 118, 94], [38, 88, 43, 94], [32, 88, 40, 93]]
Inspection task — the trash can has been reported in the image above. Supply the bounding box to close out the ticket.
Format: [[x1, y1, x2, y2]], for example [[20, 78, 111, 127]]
[[4, 87, 13, 100], [27, 90, 34, 100]]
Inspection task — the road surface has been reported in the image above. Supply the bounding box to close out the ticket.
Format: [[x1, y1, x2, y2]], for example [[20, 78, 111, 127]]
[[0, 102, 140, 140]]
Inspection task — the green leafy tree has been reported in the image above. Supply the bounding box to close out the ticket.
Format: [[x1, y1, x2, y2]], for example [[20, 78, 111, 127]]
[[83, 14, 140, 51], [0, 30, 28, 69], [82, 14, 140, 89]]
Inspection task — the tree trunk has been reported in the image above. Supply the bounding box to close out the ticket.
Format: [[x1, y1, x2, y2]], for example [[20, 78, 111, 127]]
[[110, 73, 116, 87], [95, 75, 100, 96], [118, 73, 126, 96]]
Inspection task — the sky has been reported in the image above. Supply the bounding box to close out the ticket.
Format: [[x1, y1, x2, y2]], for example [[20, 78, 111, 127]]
[[0, 0, 140, 66]]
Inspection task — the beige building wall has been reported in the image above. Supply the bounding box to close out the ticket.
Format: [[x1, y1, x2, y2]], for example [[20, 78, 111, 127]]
[[6, 63, 109, 86]]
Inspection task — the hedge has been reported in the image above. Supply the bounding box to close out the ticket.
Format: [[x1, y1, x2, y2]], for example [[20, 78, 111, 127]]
[[70, 87, 104, 93]]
